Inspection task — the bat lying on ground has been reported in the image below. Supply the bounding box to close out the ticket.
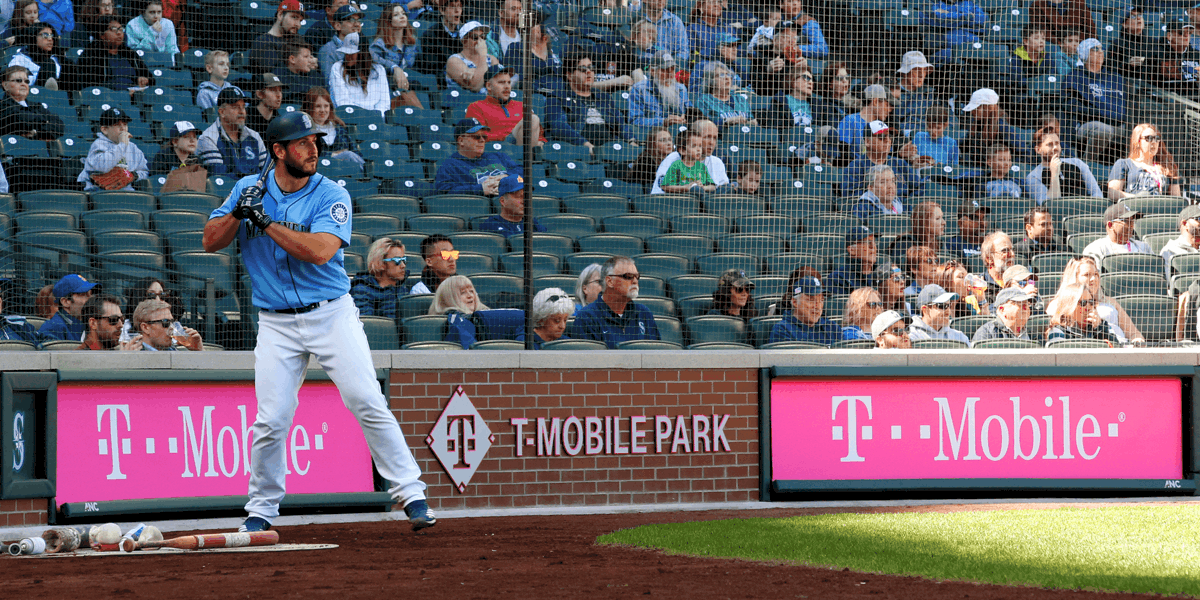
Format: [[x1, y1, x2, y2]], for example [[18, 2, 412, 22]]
[[121, 531, 279, 552]]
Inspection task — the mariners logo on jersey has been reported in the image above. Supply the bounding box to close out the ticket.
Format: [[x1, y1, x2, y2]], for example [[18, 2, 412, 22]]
[[330, 202, 350, 224]]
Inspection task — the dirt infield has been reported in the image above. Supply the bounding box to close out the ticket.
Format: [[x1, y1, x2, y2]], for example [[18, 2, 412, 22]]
[[3, 503, 1175, 598]]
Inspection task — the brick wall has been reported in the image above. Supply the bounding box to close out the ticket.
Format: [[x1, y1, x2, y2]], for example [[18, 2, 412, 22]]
[[0, 499, 48, 527], [391, 367, 761, 510]]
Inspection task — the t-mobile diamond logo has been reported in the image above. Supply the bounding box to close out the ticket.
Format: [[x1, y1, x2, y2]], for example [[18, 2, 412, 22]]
[[425, 386, 494, 493]]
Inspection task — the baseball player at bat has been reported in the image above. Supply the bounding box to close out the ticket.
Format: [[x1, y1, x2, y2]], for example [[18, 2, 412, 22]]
[[202, 111, 435, 533]]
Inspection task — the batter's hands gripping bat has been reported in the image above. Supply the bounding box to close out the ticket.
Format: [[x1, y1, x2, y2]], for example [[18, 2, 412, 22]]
[[232, 157, 276, 220], [122, 530, 279, 552]]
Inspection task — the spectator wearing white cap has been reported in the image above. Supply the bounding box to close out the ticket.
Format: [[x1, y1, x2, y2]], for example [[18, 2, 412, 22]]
[[328, 32, 391, 117], [972, 287, 1034, 344], [893, 50, 937, 133], [447, 20, 500, 95], [841, 120, 925, 200], [871, 310, 912, 349], [909, 284, 969, 343], [318, 2, 364, 78], [1161, 204, 1200, 279], [630, 50, 691, 128], [960, 87, 1035, 169], [1082, 201, 1151, 264], [1062, 38, 1129, 161], [149, 120, 200, 173]]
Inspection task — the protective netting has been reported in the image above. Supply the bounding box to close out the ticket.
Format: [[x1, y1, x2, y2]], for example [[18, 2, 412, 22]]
[[2, 0, 1199, 350]]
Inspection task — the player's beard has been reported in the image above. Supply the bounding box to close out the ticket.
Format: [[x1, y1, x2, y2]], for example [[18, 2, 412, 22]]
[[283, 154, 318, 179]]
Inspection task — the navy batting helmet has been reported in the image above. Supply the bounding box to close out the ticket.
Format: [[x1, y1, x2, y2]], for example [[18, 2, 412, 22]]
[[265, 111, 320, 150]]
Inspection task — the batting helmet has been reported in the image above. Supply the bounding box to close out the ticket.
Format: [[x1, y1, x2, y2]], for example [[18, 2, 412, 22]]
[[264, 111, 320, 150]]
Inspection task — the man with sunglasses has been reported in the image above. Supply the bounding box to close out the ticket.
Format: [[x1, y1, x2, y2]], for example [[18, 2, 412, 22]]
[[1161, 204, 1200, 279], [77, 294, 141, 350], [544, 49, 625, 151], [435, 117, 522, 195], [972, 287, 1034, 345], [411, 234, 458, 294], [570, 255, 660, 348], [871, 310, 912, 349], [908, 284, 969, 344], [205, 111, 435, 533], [130, 298, 203, 351], [826, 225, 887, 296], [1082, 202, 1149, 265]]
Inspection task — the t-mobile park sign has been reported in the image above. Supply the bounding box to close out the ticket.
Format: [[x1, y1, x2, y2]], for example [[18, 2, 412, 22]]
[[770, 378, 1183, 484], [426, 387, 732, 492], [55, 382, 377, 508]]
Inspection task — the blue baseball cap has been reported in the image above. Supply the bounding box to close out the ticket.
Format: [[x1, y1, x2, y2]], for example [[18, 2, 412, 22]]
[[845, 225, 874, 245], [793, 276, 823, 296], [453, 118, 490, 138], [53, 274, 98, 300], [497, 174, 524, 196]]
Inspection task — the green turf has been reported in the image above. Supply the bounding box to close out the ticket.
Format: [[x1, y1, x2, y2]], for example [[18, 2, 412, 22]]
[[597, 506, 1200, 595]]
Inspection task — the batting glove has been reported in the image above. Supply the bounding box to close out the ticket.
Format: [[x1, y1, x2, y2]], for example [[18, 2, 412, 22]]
[[232, 185, 262, 220], [245, 202, 273, 230]]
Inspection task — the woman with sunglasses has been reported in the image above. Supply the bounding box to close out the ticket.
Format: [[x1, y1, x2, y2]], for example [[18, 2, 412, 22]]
[[1059, 256, 1143, 344], [8, 24, 63, 88], [902, 245, 940, 296], [118, 277, 178, 343], [709, 269, 758, 322], [841, 287, 885, 340], [1045, 282, 1117, 345], [351, 237, 410, 320], [522, 287, 574, 349], [876, 265, 911, 316], [1108, 122, 1181, 201]]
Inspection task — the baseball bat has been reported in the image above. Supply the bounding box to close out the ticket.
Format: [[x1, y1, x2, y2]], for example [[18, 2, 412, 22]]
[[245, 156, 276, 202], [127, 531, 279, 552]]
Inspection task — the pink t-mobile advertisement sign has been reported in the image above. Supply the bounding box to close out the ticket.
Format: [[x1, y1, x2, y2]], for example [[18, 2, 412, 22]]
[[55, 381, 376, 506], [772, 378, 1183, 481]]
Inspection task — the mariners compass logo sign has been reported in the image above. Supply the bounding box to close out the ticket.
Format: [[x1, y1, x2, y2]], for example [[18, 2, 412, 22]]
[[426, 387, 493, 492]]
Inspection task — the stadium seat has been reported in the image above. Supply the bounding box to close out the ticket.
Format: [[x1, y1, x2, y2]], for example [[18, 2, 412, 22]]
[[705, 194, 766, 219], [951, 315, 995, 340], [360, 316, 401, 350], [1066, 233, 1103, 254], [150, 210, 208, 236], [972, 338, 1042, 349], [529, 178, 579, 198], [507, 232, 575, 256], [1061, 215, 1105, 237], [787, 233, 844, 262], [94, 230, 162, 254], [398, 294, 435, 319], [1143, 232, 1176, 256], [18, 189, 87, 217], [1100, 253, 1164, 276], [344, 253, 364, 275], [803, 212, 861, 236], [408, 214, 466, 234], [734, 214, 797, 237], [0, 340, 36, 351], [171, 252, 236, 301], [499, 252, 562, 278], [470, 273, 523, 308], [668, 275, 718, 302], [684, 315, 747, 346], [670, 214, 732, 236], [470, 339, 524, 350], [423, 194, 492, 219], [207, 175, 238, 198], [766, 252, 826, 276], [354, 214, 404, 237], [832, 339, 876, 349], [773, 195, 833, 219], [594, 140, 639, 165], [1030, 252, 1074, 276], [540, 338, 607, 350], [1169, 253, 1200, 277], [167, 230, 229, 256], [582, 179, 644, 197], [578, 233, 644, 256], [678, 295, 714, 320], [562, 194, 630, 220], [653, 315, 683, 346], [646, 234, 715, 262], [696, 253, 758, 277], [565, 252, 615, 274], [1048, 197, 1108, 221], [349, 233, 372, 257], [1101, 273, 1167, 297], [748, 316, 783, 347], [636, 296, 677, 320], [447, 232, 506, 260], [1122, 195, 1187, 217], [98, 250, 167, 281], [632, 193, 699, 220], [401, 314, 448, 345], [15, 211, 75, 233], [717, 234, 783, 256], [1117, 294, 1176, 342], [617, 339, 683, 349], [633, 253, 691, 280], [912, 339, 969, 349], [16, 230, 90, 269], [92, 190, 159, 214], [534, 274, 578, 294], [355, 194, 421, 216], [1046, 338, 1111, 348], [602, 213, 665, 238], [1134, 215, 1180, 238], [866, 214, 912, 237]]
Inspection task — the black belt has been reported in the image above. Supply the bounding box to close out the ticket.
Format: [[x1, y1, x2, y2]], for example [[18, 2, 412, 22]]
[[266, 298, 337, 315]]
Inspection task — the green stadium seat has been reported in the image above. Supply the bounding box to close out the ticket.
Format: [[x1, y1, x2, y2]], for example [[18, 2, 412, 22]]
[[766, 252, 826, 276], [636, 295, 677, 320], [349, 233, 371, 257], [16, 230, 89, 269], [402, 340, 462, 350], [469, 273, 523, 308], [985, 198, 1033, 222], [92, 191, 159, 213], [787, 233, 843, 260], [534, 275, 578, 294], [1030, 252, 1075, 277], [578, 233, 644, 256], [98, 250, 166, 281], [151, 210, 208, 236], [1122, 195, 1188, 216], [553, 160, 603, 183], [0, 340, 36, 351], [670, 214, 732, 236], [1101, 273, 1167, 297], [423, 194, 492, 219], [668, 274, 717, 302], [360, 316, 401, 350], [1134, 215, 1180, 238], [451, 252, 494, 277], [678, 295, 713, 320], [408, 214, 466, 234], [995, 216, 1026, 239], [684, 315, 747, 346], [540, 214, 597, 239], [356, 194, 421, 215], [157, 192, 221, 213], [207, 175, 238, 198], [760, 340, 827, 349], [507, 232, 575, 255], [499, 252, 562, 278], [866, 214, 912, 237], [951, 315, 995, 340], [1100, 253, 1164, 276], [401, 314, 448, 345], [18, 189, 87, 217], [734, 214, 798, 237], [594, 140, 639, 165], [654, 315, 683, 346], [1061, 215, 1105, 237], [565, 252, 614, 274], [470, 339, 524, 350], [94, 230, 162, 254], [355, 214, 404, 237], [705, 194, 767, 219], [717, 234, 783, 256], [1066, 233, 1102, 254], [633, 252, 691, 280], [541, 338, 608, 350], [582, 178, 644, 197], [773, 195, 833, 218], [632, 193, 700, 220], [751, 276, 787, 298], [971, 338, 1042, 349], [562, 194, 630, 220], [749, 316, 782, 347], [1144, 232, 1176, 255], [1047, 197, 1107, 221], [15, 211, 75, 233], [617, 339, 683, 349], [688, 341, 753, 349], [832, 339, 876, 349], [1169, 253, 1200, 277], [398, 294, 435, 319], [696, 253, 758, 277], [343, 252, 364, 275], [912, 338, 969, 349], [602, 213, 666, 237], [646, 234, 714, 261], [448, 232, 506, 260], [1046, 338, 1111, 348]]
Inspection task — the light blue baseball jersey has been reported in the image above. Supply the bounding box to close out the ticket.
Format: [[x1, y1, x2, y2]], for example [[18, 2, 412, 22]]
[[210, 171, 352, 310]]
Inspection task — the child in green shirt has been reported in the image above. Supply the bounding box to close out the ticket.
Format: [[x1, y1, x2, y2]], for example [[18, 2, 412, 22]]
[[661, 128, 717, 193]]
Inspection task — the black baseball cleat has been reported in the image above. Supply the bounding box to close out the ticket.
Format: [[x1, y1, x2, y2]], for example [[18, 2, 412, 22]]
[[239, 516, 272, 532], [404, 500, 437, 531]]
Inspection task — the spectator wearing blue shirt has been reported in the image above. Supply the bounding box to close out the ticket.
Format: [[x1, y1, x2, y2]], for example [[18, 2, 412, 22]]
[[837, 84, 891, 152], [0, 292, 50, 345], [686, 0, 733, 62], [911, 106, 959, 167], [851, 164, 904, 221], [778, 0, 829, 59], [544, 49, 625, 150], [38, 274, 97, 341], [842, 120, 926, 200], [921, 0, 987, 47], [1062, 39, 1129, 162], [826, 225, 883, 297], [569, 256, 660, 349], [350, 237, 411, 320], [767, 275, 839, 346], [981, 143, 1025, 198], [629, 50, 691, 128], [638, 0, 688, 69], [435, 118, 523, 195], [476, 174, 546, 237], [197, 88, 269, 177], [943, 198, 991, 259], [520, 287, 575, 349]]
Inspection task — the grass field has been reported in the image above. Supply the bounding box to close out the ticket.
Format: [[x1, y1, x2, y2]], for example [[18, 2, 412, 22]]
[[597, 506, 1200, 596]]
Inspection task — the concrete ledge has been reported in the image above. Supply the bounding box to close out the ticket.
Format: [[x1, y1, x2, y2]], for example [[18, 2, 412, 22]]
[[765, 349, 909, 368], [905, 349, 1053, 367], [1052, 348, 1200, 367], [0, 352, 51, 370], [519, 350, 641, 369], [49, 351, 171, 370], [639, 351, 760, 369], [169, 351, 256, 370]]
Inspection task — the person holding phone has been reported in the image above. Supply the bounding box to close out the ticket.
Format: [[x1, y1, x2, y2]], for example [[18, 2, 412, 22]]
[[1111, 6, 1154, 80]]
